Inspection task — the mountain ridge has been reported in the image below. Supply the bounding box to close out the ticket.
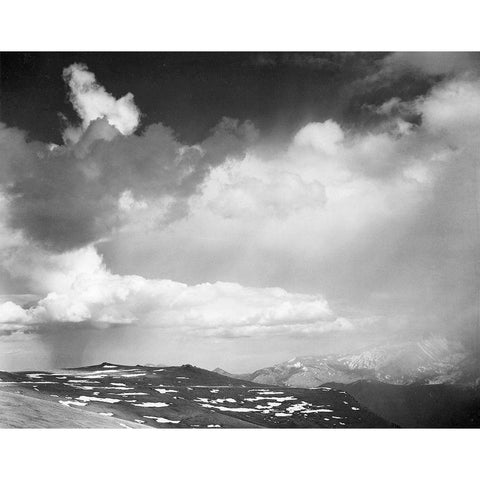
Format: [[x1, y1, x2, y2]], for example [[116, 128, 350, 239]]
[[216, 336, 479, 387]]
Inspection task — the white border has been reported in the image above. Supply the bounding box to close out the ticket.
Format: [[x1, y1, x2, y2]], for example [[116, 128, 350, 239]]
[[1, 0, 480, 51], [0, 428, 478, 479], [1, 2, 479, 478]]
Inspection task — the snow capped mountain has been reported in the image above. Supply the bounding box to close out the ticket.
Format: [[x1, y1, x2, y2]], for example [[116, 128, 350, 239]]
[[250, 356, 363, 387], [242, 337, 477, 387], [337, 336, 469, 384]]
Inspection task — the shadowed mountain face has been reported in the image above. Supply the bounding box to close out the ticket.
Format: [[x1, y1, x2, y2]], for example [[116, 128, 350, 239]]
[[0, 363, 392, 428], [224, 338, 479, 388], [324, 381, 480, 428]]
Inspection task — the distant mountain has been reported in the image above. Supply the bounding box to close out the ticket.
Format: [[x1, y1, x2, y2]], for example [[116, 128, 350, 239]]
[[212, 368, 251, 381], [229, 337, 479, 388], [213, 367, 233, 376], [0, 363, 391, 428], [324, 380, 480, 428]]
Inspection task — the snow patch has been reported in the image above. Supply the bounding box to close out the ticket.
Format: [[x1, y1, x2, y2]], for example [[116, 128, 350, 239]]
[[144, 416, 179, 424], [200, 404, 257, 413], [59, 400, 87, 407], [115, 392, 148, 396], [244, 396, 296, 402], [76, 396, 120, 404]]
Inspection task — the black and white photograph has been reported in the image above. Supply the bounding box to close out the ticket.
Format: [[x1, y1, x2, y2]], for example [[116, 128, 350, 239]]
[[1, 49, 479, 430], [0, 2, 479, 478]]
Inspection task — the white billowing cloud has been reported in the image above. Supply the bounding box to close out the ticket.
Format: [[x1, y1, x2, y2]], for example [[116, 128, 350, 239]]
[[199, 156, 326, 219], [2, 244, 106, 296], [1, 61, 479, 354], [62, 63, 140, 143], [0, 246, 361, 337], [418, 76, 480, 141], [105, 71, 479, 344], [183, 116, 433, 266], [293, 120, 344, 155], [0, 301, 31, 333]]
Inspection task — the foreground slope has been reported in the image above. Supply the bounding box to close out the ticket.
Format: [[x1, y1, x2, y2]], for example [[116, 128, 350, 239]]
[[0, 390, 149, 428], [0, 363, 391, 428], [325, 380, 480, 428]]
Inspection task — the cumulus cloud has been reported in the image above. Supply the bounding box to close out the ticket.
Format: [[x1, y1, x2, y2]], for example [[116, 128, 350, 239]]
[[0, 247, 361, 337], [418, 76, 480, 139], [103, 71, 479, 345], [0, 58, 479, 368], [62, 63, 141, 143], [293, 120, 345, 155], [199, 156, 327, 219], [0, 62, 356, 341], [0, 301, 31, 333], [0, 65, 256, 251]]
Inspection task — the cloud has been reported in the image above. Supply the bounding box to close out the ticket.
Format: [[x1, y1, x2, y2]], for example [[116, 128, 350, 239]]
[[356, 53, 480, 94], [199, 156, 327, 219], [381, 52, 479, 77], [0, 247, 361, 338], [0, 65, 256, 252], [62, 63, 141, 143], [102, 71, 479, 345], [293, 120, 344, 155], [418, 76, 480, 139], [1, 57, 479, 366], [0, 301, 31, 333]]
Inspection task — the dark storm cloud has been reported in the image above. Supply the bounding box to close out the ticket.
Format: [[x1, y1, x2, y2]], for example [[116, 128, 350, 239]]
[[0, 61, 260, 252], [0, 116, 256, 251]]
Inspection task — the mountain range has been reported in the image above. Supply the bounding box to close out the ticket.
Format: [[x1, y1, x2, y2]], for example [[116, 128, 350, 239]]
[[216, 337, 480, 387]]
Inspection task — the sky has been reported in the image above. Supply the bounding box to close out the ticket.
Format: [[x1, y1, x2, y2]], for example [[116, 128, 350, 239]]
[[0, 52, 479, 372]]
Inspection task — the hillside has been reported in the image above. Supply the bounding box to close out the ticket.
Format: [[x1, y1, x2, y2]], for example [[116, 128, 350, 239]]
[[0, 362, 391, 428], [0, 390, 149, 428], [324, 380, 480, 428]]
